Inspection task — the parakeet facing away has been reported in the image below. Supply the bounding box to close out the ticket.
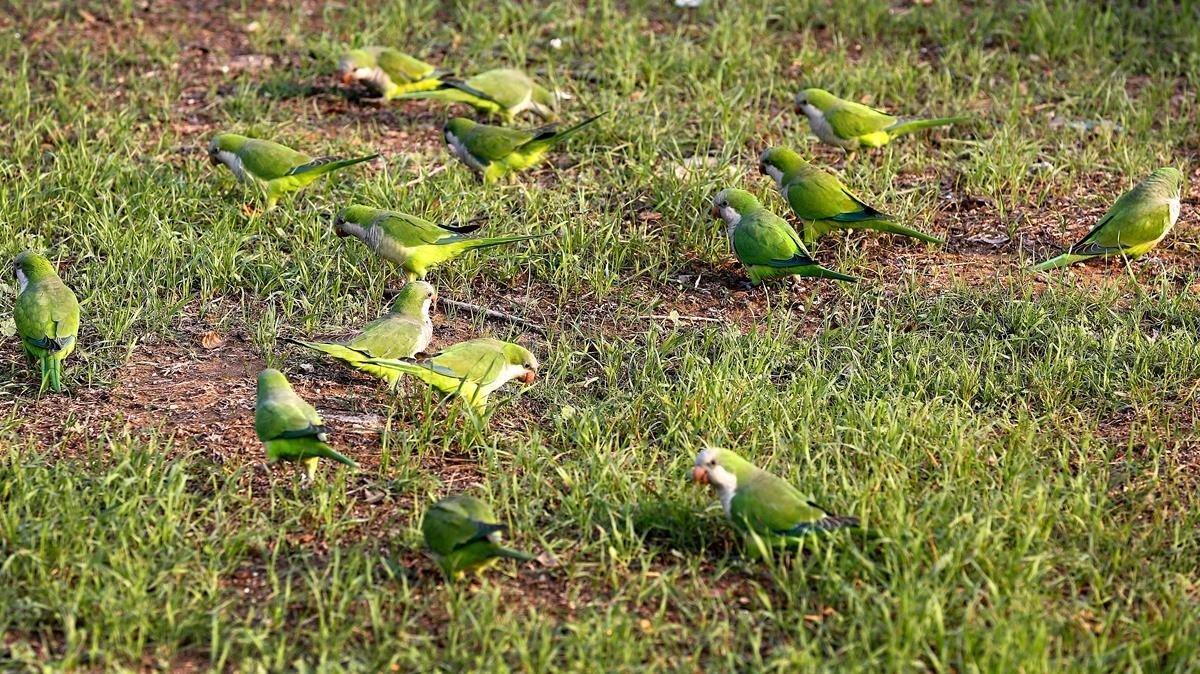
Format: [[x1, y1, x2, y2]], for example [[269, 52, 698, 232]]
[[361, 338, 538, 413], [692, 447, 858, 557], [422, 494, 534, 580], [255, 369, 358, 480], [443, 114, 604, 183], [207, 133, 379, 210], [759, 147, 943, 244], [794, 88, 967, 150], [1032, 168, 1184, 271], [12, 251, 80, 393], [711, 188, 856, 285], [397, 68, 559, 122], [338, 46, 443, 98], [286, 281, 436, 384], [333, 205, 549, 280]]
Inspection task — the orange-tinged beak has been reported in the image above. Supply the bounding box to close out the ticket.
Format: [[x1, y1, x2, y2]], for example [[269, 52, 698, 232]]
[[692, 466, 709, 485], [521, 370, 537, 385], [710, 205, 720, 219], [341, 71, 356, 86]]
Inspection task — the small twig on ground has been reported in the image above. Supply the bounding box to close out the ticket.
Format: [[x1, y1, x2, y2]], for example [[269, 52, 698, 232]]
[[438, 297, 547, 334], [639, 314, 723, 323], [400, 164, 447, 188]]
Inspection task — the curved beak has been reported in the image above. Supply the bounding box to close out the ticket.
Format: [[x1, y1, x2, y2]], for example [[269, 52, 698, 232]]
[[520, 369, 537, 385], [692, 466, 709, 485], [710, 205, 721, 220], [206, 150, 220, 166], [341, 71, 356, 86]]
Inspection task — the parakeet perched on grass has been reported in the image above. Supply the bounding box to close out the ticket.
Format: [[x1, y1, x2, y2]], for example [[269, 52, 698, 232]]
[[443, 114, 604, 183], [794, 88, 967, 150], [759, 147, 943, 244], [338, 46, 444, 98], [422, 494, 534, 580], [711, 188, 856, 285], [361, 338, 538, 413], [207, 133, 379, 211], [1032, 168, 1184, 271], [333, 205, 549, 280], [286, 281, 436, 384], [255, 369, 357, 480], [12, 251, 80, 393], [692, 447, 858, 558], [397, 68, 559, 122]]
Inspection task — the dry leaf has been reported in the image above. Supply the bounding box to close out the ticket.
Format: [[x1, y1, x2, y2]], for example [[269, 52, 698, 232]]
[[200, 331, 225, 350]]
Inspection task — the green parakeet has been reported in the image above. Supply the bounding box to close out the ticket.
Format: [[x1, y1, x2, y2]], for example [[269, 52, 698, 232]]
[[711, 188, 856, 285], [12, 251, 80, 393], [285, 281, 436, 384], [361, 338, 538, 413], [255, 368, 358, 480], [338, 46, 444, 98], [397, 68, 559, 122], [422, 494, 534, 580], [1032, 168, 1184, 271], [443, 114, 604, 183], [759, 147, 943, 244], [333, 205, 549, 280], [795, 88, 967, 150], [208, 133, 379, 210], [692, 447, 858, 557]]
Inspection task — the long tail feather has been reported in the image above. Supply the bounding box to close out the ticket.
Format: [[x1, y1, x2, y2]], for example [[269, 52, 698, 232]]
[[42, 356, 63, 392], [1031, 253, 1091, 271], [534, 112, 608, 149], [886, 115, 969, 137], [313, 445, 359, 469], [496, 546, 536, 562], [811, 267, 859, 283], [286, 153, 380, 178], [460, 232, 551, 252], [866, 220, 945, 244]]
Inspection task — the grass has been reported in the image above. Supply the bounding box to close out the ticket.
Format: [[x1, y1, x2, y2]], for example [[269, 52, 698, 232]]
[[2, 0, 1200, 670]]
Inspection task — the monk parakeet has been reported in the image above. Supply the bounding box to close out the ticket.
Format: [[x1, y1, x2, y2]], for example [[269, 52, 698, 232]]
[[1032, 168, 1184, 271], [333, 205, 549, 280], [12, 251, 80, 393], [422, 494, 534, 580], [794, 88, 967, 150], [759, 147, 943, 244], [255, 368, 357, 480], [361, 338, 538, 413], [338, 46, 444, 98], [711, 188, 856, 284], [443, 114, 604, 183], [398, 68, 558, 122], [692, 447, 858, 557], [286, 281, 435, 383], [207, 133, 379, 210]]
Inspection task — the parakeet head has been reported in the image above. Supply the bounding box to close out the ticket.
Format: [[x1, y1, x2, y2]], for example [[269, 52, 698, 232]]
[[337, 48, 378, 85], [389, 281, 437, 317], [711, 188, 762, 226], [208, 133, 247, 165], [692, 447, 753, 499], [1147, 167, 1185, 195], [332, 205, 381, 236], [794, 88, 836, 115], [443, 118, 478, 144], [759, 147, 808, 187], [13, 251, 56, 290], [501, 342, 539, 384], [256, 368, 292, 398]]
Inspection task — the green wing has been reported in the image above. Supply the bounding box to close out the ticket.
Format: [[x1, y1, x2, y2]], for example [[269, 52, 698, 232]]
[[14, 282, 80, 350], [461, 69, 533, 108], [462, 125, 537, 161], [730, 470, 829, 535], [376, 48, 437, 83], [237, 139, 312, 180], [256, 392, 324, 442], [1073, 194, 1171, 254], [424, 497, 503, 555], [376, 212, 461, 246], [731, 211, 810, 267], [430, 339, 508, 386], [824, 100, 896, 139], [784, 168, 875, 221], [347, 315, 424, 358]]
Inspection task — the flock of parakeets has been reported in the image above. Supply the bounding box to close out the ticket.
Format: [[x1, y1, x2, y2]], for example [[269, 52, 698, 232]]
[[8, 42, 1188, 578]]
